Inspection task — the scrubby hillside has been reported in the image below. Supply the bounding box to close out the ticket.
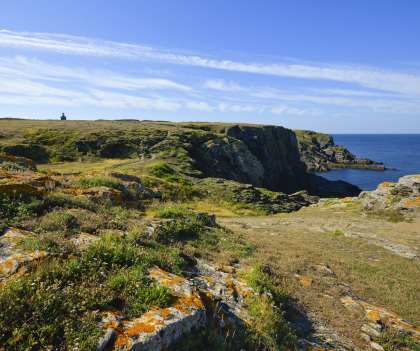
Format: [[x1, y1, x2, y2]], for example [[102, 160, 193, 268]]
[[1, 119, 419, 351], [0, 119, 360, 198]]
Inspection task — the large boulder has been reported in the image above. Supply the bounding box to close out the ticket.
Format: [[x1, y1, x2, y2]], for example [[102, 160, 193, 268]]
[[360, 174, 420, 213]]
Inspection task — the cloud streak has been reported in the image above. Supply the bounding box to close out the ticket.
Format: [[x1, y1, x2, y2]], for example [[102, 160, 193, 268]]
[[1, 30, 420, 96]]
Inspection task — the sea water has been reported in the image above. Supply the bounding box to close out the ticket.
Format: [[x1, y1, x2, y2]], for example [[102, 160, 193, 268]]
[[312, 134, 420, 191]]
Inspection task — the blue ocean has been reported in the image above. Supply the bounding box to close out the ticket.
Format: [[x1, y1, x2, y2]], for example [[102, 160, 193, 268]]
[[313, 134, 420, 191]]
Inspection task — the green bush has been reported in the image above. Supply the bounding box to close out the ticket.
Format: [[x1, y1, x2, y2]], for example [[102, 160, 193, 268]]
[[0, 230, 187, 350], [155, 205, 215, 227], [19, 234, 64, 252], [75, 176, 124, 191], [41, 193, 93, 212], [0, 257, 111, 350], [153, 218, 204, 243], [108, 265, 170, 318], [0, 193, 21, 218], [85, 232, 138, 266]]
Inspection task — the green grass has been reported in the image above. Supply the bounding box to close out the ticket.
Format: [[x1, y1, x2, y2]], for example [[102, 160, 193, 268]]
[[377, 327, 420, 351], [246, 265, 298, 350], [367, 210, 413, 223], [0, 231, 186, 350], [75, 176, 125, 191], [149, 162, 192, 185]]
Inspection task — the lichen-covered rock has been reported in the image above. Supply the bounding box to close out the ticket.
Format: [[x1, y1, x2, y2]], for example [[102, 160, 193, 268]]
[[199, 177, 317, 214], [294, 274, 313, 286], [98, 262, 255, 350], [69, 232, 101, 247], [341, 296, 420, 342], [0, 228, 50, 287], [99, 267, 206, 351], [73, 171, 162, 202], [360, 174, 420, 213], [63, 185, 124, 203], [0, 154, 37, 171], [189, 260, 254, 329]]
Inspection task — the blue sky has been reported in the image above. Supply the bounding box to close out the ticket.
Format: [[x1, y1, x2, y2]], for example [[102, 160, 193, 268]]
[[0, 1, 419, 133]]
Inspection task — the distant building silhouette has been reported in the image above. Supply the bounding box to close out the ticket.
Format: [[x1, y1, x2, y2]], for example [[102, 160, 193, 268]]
[[60, 113, 67, 120]]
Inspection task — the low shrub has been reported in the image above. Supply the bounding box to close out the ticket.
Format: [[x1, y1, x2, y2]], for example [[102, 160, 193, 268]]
[[75, 176, 124, 191], [38, 210, 77, 233], [153, 218, 204, 243], [155, 205, 216, 227]]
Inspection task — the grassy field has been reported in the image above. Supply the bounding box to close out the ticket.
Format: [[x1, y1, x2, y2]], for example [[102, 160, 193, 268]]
[[218, 204, 420, 347]]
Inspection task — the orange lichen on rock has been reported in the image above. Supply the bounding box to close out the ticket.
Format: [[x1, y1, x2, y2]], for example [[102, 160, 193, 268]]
[[0, 228, 52, 288], [379, 182, 395, 188], [295, 274, 313, 286], [100, 266, 206, 350], [403, 197, 420, 209], [0, 182, 45, 198], [0, 154, 37, 171], [98, 262, 255, 350], [341, 296, 420, 342]]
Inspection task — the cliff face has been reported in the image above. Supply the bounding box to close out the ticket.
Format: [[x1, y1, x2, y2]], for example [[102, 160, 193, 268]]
[[295, 130, 384, 172], [212, 125, 307, 192], [188, 124, 360, 197]]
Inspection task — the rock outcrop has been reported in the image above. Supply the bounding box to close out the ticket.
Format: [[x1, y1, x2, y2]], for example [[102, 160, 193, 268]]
[[341, 296, 420, 343], [188, 124, 361, 197], [198, 177, 319, 214], [295, 130, 385, 172], [360, 174, 420, 213], [98, 261, 255, 351], [217, 125, 307, 193], [0, 228, 52, 288]]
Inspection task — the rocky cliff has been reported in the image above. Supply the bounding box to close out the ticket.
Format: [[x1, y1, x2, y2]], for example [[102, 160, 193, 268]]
[[0, 120, 361, 198], [190, 124, 306, 193], [294, 130, 385, 172], [187, 123, 361, 197]]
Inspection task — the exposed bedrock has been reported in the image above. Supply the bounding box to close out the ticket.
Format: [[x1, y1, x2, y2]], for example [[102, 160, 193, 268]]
[[200, 124, 361, 197], [295, 130, 385, 172]]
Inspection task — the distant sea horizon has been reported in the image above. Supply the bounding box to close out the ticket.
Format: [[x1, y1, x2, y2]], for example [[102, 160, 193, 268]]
[[312, 134, 420, 191]]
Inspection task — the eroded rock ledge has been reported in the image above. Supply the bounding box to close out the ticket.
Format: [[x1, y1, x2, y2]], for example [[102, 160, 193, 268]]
[[295, 130, 386, 172]]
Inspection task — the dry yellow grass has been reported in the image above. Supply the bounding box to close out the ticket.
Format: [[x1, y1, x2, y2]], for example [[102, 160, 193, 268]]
[[217, 204, 420, 346]]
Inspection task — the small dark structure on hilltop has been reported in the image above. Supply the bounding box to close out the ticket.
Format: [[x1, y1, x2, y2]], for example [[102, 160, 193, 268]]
[[60, 113, 67, 120]]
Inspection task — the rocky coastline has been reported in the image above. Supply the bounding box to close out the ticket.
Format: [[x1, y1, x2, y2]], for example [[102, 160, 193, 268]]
[[294, 130, 390, 172]]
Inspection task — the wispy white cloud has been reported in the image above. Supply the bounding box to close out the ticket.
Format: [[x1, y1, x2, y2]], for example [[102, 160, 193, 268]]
[[204, 79, 248, 92], [218, 103, 258, 112], [1, 30, 420, 96], [185, 101, 214, 112], [272, 106, 310, 116], [0, 56, 191, 91]]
